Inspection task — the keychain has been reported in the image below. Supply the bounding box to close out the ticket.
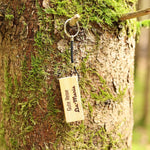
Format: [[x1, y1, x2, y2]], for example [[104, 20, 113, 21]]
[[59, 14, 84, 123], [64, 14, 80, 76]]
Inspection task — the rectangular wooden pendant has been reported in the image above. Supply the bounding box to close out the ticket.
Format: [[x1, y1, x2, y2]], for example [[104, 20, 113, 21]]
[[59, 76, 84, 123]]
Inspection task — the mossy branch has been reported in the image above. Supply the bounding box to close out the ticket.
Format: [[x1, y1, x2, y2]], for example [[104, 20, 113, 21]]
[[120, 7, 150, 21]]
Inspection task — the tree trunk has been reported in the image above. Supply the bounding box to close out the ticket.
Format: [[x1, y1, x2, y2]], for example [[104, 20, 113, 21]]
[[0, 0, 136, 149], [143, 29, 150, 126], [134, 0, 142, 78]]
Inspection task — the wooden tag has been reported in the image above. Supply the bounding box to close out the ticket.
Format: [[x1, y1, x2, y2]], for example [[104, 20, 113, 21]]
[[59, 76, 84, 123]]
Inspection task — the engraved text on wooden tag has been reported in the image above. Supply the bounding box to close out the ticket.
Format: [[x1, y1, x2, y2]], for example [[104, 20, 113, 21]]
[[59, 76, 84, 123]]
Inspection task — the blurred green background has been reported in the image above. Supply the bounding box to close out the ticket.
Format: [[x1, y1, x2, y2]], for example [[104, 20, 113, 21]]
[[133, 66, 150, 150], [132, 0, 150, 149]]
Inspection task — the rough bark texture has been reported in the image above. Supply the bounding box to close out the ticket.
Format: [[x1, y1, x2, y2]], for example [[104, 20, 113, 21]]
[[0, 0, 135, 150]]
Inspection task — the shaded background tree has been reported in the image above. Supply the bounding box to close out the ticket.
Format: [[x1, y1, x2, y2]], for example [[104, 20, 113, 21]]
[[133, 0, 150, 149], [143, 28, 150, 126]]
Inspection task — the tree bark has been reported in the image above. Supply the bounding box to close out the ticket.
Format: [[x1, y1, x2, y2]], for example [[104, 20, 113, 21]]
[[134, 0, 142, 78], [143, 29, 150, 126], [0, 0, 135, 149]]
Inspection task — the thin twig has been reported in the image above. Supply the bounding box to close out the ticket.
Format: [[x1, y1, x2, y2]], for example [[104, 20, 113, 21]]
[[120, 7, 150, 21]]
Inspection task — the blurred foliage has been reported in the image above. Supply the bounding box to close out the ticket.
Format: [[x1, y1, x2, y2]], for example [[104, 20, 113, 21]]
[[137, 20, 150, 28], [133, 73, 150, 149], [136, 20, 150, 37]]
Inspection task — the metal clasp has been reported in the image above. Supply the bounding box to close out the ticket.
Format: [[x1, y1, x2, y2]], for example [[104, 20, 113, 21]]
[[64, 14, 80, 39]]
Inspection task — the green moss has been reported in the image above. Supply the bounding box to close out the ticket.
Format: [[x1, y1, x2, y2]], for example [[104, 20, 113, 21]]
[[1, 8, 59, 147], [91, 75, 126, 103], [88, 103, 93, 117], [57, 123, 124, 150], [47, 0, 136, 27], [79, 57, 126, 104], [17, 4, 26, 15], [5, 14, 14, 20], [4, 7, 14, 21]]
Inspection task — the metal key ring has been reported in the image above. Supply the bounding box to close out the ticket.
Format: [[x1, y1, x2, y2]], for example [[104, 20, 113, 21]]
[[64, 18, 80, 38]]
